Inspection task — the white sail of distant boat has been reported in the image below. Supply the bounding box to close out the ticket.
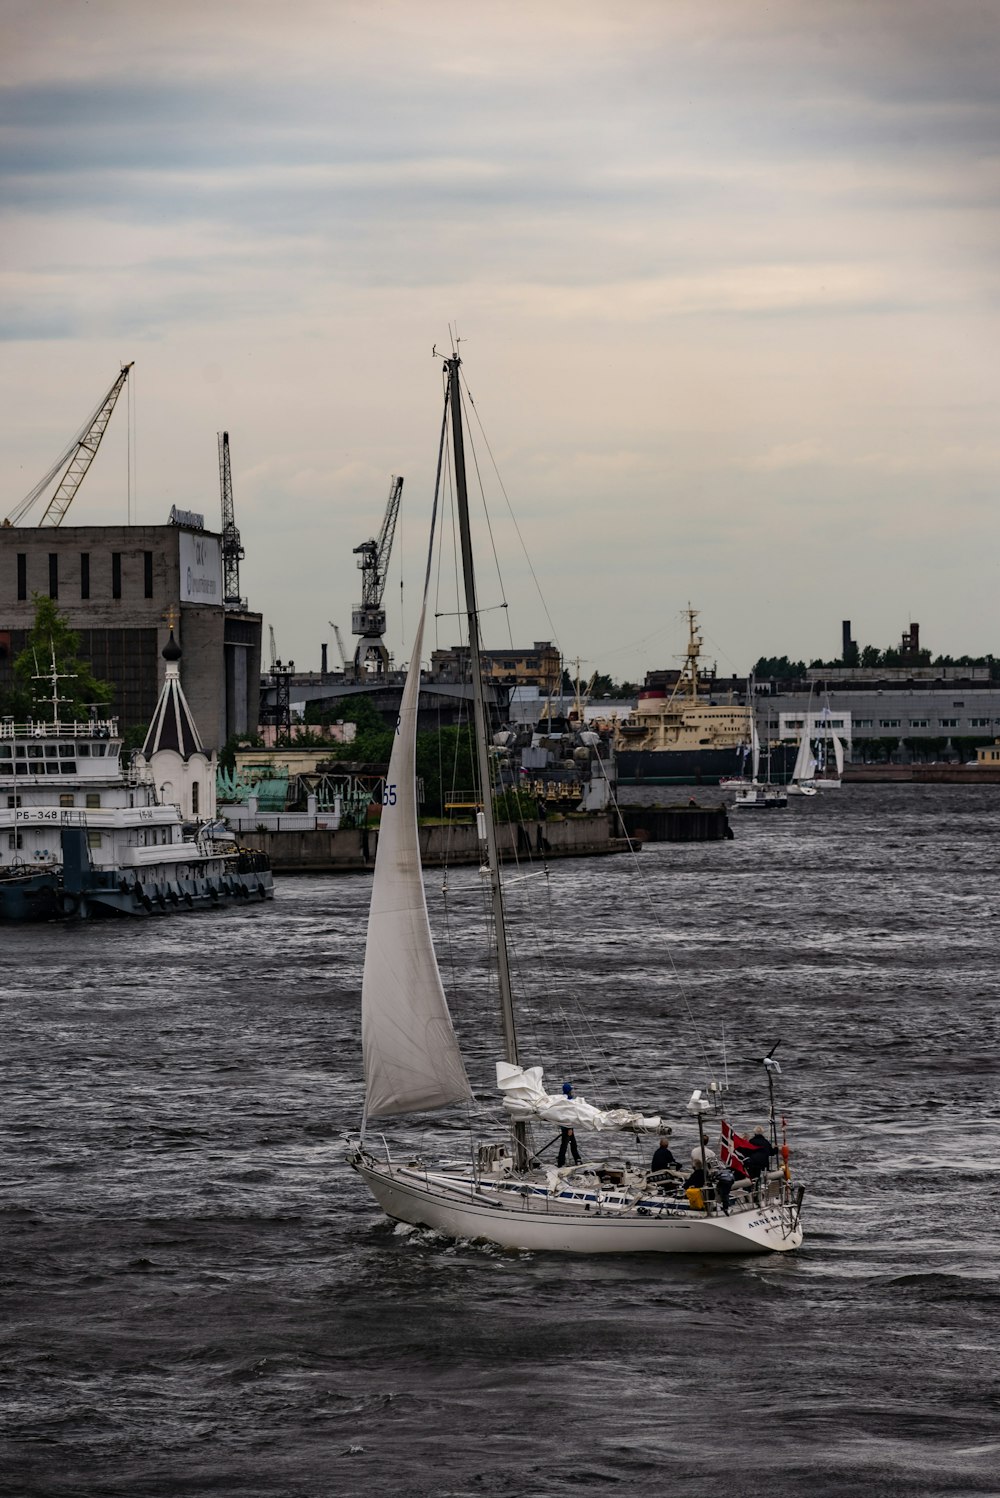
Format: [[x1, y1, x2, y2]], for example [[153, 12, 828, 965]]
[[732, 680, 788, 809], [349, 349, 804, 1255], [812, 704, 844, 789]]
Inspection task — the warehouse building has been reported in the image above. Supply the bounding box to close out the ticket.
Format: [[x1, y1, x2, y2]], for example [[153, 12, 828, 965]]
[[0, 516, 261, 750]]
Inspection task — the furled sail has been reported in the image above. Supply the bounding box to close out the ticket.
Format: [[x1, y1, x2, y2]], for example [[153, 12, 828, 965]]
[[496, 1063, 664, 1134], [361, 604, 472, 1118], [750, 690, 761, 782]]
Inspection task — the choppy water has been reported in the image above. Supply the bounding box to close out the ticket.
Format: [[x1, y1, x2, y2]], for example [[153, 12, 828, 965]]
[[2, 785, 999, 1497]]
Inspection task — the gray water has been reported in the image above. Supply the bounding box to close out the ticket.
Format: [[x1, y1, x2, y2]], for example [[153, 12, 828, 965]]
[[2, 785, 998, 1497]]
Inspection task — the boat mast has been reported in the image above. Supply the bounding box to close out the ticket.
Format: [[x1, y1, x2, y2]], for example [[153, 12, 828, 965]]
[[445, 355, 522, 1085]]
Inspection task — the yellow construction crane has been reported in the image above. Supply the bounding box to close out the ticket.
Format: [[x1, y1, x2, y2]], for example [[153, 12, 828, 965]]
[[4, 362, 134, 527]]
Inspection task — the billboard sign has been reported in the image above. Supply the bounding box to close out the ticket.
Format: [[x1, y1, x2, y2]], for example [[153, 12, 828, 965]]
[[179, 531, 222, 605]]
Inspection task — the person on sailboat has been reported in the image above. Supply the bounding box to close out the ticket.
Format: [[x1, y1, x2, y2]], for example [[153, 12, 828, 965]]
[[740, 1127, 775, 1180], [557, 1081, 581, 1167], [649, 1134, 679, 1174]]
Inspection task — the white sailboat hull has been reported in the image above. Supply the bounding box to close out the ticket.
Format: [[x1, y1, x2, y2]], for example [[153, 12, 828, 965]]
[[354, 1159, 803, 1255]]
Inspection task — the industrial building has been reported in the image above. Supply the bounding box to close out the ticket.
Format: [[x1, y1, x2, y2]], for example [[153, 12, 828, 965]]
[[0, 519, 262, 751]]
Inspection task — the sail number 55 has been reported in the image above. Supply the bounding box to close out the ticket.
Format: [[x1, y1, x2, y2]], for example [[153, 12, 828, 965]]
[[382, 783, 397, 806]]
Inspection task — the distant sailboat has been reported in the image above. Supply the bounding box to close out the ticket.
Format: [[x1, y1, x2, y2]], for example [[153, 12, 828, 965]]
[[733, 687, 787, 809], [348, 350, 805, 1255]]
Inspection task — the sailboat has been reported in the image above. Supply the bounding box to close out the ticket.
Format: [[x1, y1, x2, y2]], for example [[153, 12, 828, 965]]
[[812, 706, 844, 788], [348, 351, 804, 1255], [732, 680, 787, 810]]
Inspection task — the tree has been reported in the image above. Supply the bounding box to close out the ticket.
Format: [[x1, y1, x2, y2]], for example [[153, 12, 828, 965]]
[[10, 595, 113, 722]]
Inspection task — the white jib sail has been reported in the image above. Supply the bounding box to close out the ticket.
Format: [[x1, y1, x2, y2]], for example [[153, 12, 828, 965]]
[[791, 732, 816, 783], [361, 602, 472, 1119], [831, 731, 845, 776]]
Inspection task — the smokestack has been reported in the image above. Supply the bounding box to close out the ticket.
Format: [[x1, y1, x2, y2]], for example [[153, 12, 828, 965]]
[[321, 642, 328, 677], [842, 620, 852, 658]]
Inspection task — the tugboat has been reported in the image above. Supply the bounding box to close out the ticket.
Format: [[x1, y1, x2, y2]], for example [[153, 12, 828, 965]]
[[0, 629, 273, 920]]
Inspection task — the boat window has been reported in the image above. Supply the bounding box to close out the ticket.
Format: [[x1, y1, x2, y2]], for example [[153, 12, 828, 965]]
[[46, 763, 62, 775], [87, 830, 102, 849], [59, 744, 74, 758], [45, 745, 59, 758], [15, 764, 27, 775], [59, 794, 74, 808], [60, 762, 76, 774], [92, 744, 106, 757], [15, 746, 25, 758], [85, 793, 100, 809], [27, 745, 43, 759], [0, 745, 10, 759], [78, 744, 90, 757]]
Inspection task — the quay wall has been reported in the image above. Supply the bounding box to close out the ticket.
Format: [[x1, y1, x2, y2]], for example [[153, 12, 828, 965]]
[[239, 814, 630, 873], [843, 764, 1000, 784]]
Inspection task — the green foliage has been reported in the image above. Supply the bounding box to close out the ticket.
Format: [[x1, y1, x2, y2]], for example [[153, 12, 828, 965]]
[[12, 595, 113, 721], [416, 725, 477, 817], [752, 655, 807, 680], [492, 786, 542, 824], [304, 693, 393, 763]]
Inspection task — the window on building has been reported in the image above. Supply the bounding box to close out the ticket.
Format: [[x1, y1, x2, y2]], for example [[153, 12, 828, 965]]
[[85, 792, 100, 809], [48, 553, 58, 598], [879, 719, 901, 728], [940, 719, 959, 728], [191, 782, 199, 815], [80, 552, 90, 599], [909, 720, 928, 729], [855, 719, 873, 728], [971, 718, 991, 728], [143, 551, 154, 598], [112, 552, 122, 598], [16, 553, 26, 600]]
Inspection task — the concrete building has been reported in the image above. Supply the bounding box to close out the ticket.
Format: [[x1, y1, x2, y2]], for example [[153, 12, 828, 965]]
[[430, 640, 562, 693], [0, 520, 262, 751]]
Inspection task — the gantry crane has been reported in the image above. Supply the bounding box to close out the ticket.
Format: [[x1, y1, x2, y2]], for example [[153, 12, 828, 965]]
[[217, 431, 245, 607], [351, 475, 403, 677], [4, 362, 134, 527]]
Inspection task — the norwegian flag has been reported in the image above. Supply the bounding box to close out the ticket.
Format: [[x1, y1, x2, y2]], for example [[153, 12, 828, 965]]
[[719, 1120, 751, 1177]]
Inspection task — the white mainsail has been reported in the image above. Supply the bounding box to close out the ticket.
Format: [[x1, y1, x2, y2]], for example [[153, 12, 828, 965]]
[[361, 603, 472, 1119], [750, 690, 761, 781], [791, 731, 816, 784]]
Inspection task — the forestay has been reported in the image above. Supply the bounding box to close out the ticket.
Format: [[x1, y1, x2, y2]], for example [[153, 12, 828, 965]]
[[361, 603, 473, 1119]]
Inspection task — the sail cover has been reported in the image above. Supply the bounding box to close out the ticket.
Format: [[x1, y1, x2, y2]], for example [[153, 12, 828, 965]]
[[361, 603, 473, 1118]]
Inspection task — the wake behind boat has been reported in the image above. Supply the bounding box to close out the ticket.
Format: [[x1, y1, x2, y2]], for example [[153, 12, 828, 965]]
[[348, 351, 804, 1255]]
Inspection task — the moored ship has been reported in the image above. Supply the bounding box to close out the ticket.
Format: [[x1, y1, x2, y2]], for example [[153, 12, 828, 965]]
[[0, 631, 272, 920], [614, 609, 756, 783]]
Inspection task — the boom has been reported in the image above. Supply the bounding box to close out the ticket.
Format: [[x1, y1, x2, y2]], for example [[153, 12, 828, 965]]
[[5, 363, 134, 527]]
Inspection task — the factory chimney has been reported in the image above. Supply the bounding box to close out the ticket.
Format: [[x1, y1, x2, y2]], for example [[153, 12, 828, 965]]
[[321, 642, 328, 678]]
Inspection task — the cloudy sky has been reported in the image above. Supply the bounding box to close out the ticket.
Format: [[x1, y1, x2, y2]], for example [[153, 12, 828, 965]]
[[3, 0, 999, 680]]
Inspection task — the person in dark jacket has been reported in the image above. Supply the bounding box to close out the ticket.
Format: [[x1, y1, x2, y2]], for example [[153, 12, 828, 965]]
[[557, 1081, 581, 1167], [650, 1135, 678, 1173], [741, 1126, 775, 1180]]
